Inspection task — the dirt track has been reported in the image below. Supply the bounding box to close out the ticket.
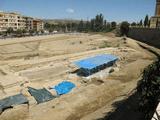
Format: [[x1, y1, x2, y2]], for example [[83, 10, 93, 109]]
[[0, 33, 159, 120]]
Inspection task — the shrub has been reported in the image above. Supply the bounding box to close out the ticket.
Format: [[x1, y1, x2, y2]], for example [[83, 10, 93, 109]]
[[137, 59, 160, 119], [6, 27, 14, 35], [120, 21, 130, 36]]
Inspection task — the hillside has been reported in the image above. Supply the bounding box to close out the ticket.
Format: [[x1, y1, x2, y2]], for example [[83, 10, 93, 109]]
[[43, 19, 81, 24]]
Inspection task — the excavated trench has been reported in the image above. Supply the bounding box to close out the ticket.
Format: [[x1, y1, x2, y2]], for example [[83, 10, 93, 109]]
[[0, 35, 160, 120]]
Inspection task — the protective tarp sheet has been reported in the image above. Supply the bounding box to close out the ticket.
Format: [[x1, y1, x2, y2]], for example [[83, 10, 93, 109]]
[[52, 81, 76, 95], [0, 94, 28, 113], [74, 54, 118, 70], [28, 87, 55, 104]]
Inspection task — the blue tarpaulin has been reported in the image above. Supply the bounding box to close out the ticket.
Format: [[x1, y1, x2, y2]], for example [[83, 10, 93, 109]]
[[52, 81, 76, 95], [74, 54, 118, 70]]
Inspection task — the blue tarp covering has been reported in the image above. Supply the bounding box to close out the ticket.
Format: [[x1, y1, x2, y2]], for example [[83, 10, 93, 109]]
[[52, 81, 76, 95], [74, 54, 118, 70]]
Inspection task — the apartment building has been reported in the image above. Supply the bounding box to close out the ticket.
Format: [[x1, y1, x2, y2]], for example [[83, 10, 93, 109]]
[[0, 11, 44, 32], [0, 12, 25, 31], [24, 16, 34, 30], [33, 19, 44, 31]]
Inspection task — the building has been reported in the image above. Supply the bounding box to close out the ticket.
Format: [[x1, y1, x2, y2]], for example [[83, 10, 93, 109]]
[[33, 19, 44, 31], [24, 16, 34, 30], [150, 0, 160, 28], [0, 12, 26, 32], [0, 11, 44, 32]]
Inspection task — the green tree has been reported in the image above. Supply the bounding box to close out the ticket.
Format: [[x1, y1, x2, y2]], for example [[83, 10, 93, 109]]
[[85, 21, 91, 32], [78, 20, 84, 32], [49, 29, 53, 33], [103, 20, 107, 31], [106, 23, 111, 30], [140, 19, 143, 27], [137, 59, 160, 119], [44, 23, 51, 30], [6, 27, 14, 35], [90, 19, 95, 31], [131, 22, 137, 27], [111, 21, 117, 29], [94, 13, 104, 32], [44, 23, 57, 32], [44, 13, 110, 33], [29, 29, 35, 35], [22, 29, 27, 36], [71, 23, 77, 32], [144, 15, 149, 27], [16, 29, 23, 37], [66, 23, 71, 32], [120, 21, 130, 36], [22, 29, 27, 33]]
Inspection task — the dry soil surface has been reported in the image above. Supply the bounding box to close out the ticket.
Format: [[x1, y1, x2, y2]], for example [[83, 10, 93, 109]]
[[0, 33, 159, 120]]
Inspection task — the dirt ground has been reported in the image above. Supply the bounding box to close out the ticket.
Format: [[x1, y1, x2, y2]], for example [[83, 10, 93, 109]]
[[0, 33, 159, 120]]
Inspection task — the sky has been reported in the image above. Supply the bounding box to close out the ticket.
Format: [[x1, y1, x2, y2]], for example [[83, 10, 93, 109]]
[[0, 0, 156, 22]]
